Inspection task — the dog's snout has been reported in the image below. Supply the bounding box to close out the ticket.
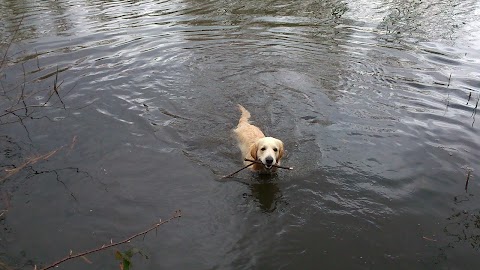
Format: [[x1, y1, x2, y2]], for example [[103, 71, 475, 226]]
[[265, 156, 274, 165]]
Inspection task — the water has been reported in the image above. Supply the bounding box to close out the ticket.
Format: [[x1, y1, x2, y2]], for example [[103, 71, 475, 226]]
[[1, 0, 480, 269]]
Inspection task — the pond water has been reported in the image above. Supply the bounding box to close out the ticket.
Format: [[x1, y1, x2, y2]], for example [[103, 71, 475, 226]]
[[1, 0, 480, 269]]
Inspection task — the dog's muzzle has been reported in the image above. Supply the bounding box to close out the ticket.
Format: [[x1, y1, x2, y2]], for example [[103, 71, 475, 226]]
[[264, 156, 274, 169]]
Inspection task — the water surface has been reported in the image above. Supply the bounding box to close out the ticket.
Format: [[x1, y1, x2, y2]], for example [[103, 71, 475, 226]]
[[1, 0, 480, 269]]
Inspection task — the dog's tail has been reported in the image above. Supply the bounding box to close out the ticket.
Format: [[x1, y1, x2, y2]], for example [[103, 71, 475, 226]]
[[238, 104, 251, 124]]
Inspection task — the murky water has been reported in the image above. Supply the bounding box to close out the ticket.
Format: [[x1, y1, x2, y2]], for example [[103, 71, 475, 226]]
[[1, 0, 480, 269]]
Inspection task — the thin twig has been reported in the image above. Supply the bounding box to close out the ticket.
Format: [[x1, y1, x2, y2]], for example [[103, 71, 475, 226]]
[[444, 91, 450, 114], [39, 210, 182, 270], [10, 111, 32, 142], [1, 148, 61, 182], [222, 163, 254, 178], [244, 158, 293, 170], [471, 94, 479, 118], [0, 104, 62, 118], [17, 62, 26, 104], [67, 135, 77, 155], [0, 15, 24, 69], [472, 95, 479, 127], [52, 66, 66, 109], [465, 170, 472, 192], [0, 136, 77, 181], [35, 49, 40, 70], [475, 94, 480, 114], [422, 236, 437, 242]]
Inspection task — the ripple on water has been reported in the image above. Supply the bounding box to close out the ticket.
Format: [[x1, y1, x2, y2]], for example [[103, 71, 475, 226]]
[[2, 0, 480, 269]]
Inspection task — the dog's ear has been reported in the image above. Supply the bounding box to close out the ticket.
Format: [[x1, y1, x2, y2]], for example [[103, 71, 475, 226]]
[[277, 140, 284, 161], [249, 142, 258, 160]]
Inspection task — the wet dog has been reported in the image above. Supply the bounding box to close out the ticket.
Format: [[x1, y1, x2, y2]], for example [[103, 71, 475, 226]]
[[233, 105, 284, 173]]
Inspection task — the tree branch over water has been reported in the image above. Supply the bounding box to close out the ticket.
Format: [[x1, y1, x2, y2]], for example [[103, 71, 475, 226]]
[[1, 16, 74, 128], [37, 210, 182, 270]]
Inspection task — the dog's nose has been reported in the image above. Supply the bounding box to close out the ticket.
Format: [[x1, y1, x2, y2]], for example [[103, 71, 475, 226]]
[[265, 156, 274, 165]]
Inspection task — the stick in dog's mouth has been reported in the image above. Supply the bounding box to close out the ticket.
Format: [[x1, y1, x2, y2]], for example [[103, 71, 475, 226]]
[[261, 160, 272, 169], [222, 159, 293, 179], [244, 158, 293, 170]]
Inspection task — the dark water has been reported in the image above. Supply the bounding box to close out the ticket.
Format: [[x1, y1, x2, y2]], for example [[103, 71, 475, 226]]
[[1, 0, 480, 269]]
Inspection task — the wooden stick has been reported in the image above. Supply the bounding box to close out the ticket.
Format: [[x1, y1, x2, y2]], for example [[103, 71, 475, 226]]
[[244, 159, 293, 170], [222, 163, 254, 178], [38, 210, 181, 270]]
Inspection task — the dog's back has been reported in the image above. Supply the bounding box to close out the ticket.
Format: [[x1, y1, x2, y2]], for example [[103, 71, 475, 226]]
[[233, 105, 265, 159]]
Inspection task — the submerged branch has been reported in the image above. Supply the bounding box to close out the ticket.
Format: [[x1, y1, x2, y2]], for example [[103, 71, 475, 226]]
[[0, 136, 77, 182], [0, 104, 59, 119]]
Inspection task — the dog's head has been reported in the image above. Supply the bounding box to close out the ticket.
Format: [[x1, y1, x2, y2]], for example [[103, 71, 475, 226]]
[[250, 137, 284, 169]]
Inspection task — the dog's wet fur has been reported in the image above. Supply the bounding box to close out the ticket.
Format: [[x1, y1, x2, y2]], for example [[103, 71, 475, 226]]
[[233, 105, 284, 173]]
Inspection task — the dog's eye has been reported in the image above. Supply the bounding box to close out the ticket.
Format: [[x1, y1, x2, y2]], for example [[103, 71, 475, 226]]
[[260, 147, 266, 151], [273, 148, 278, 152]]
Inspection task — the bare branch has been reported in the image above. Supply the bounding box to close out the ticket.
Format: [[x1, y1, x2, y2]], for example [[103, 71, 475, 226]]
[[0, 136, 77, 181], [52, 66, 65, 109], [222, 163, 254, 178], [39, 210, 182, 270], [0, 104, 62, 119]]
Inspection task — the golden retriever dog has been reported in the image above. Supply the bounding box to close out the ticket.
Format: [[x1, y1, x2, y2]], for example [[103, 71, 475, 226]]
[[233, 105, 284, 173]]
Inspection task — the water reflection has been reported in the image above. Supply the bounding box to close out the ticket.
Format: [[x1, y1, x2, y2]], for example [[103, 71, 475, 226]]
[[249, 175, 283, 213], [231, 174, 284, 213]]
